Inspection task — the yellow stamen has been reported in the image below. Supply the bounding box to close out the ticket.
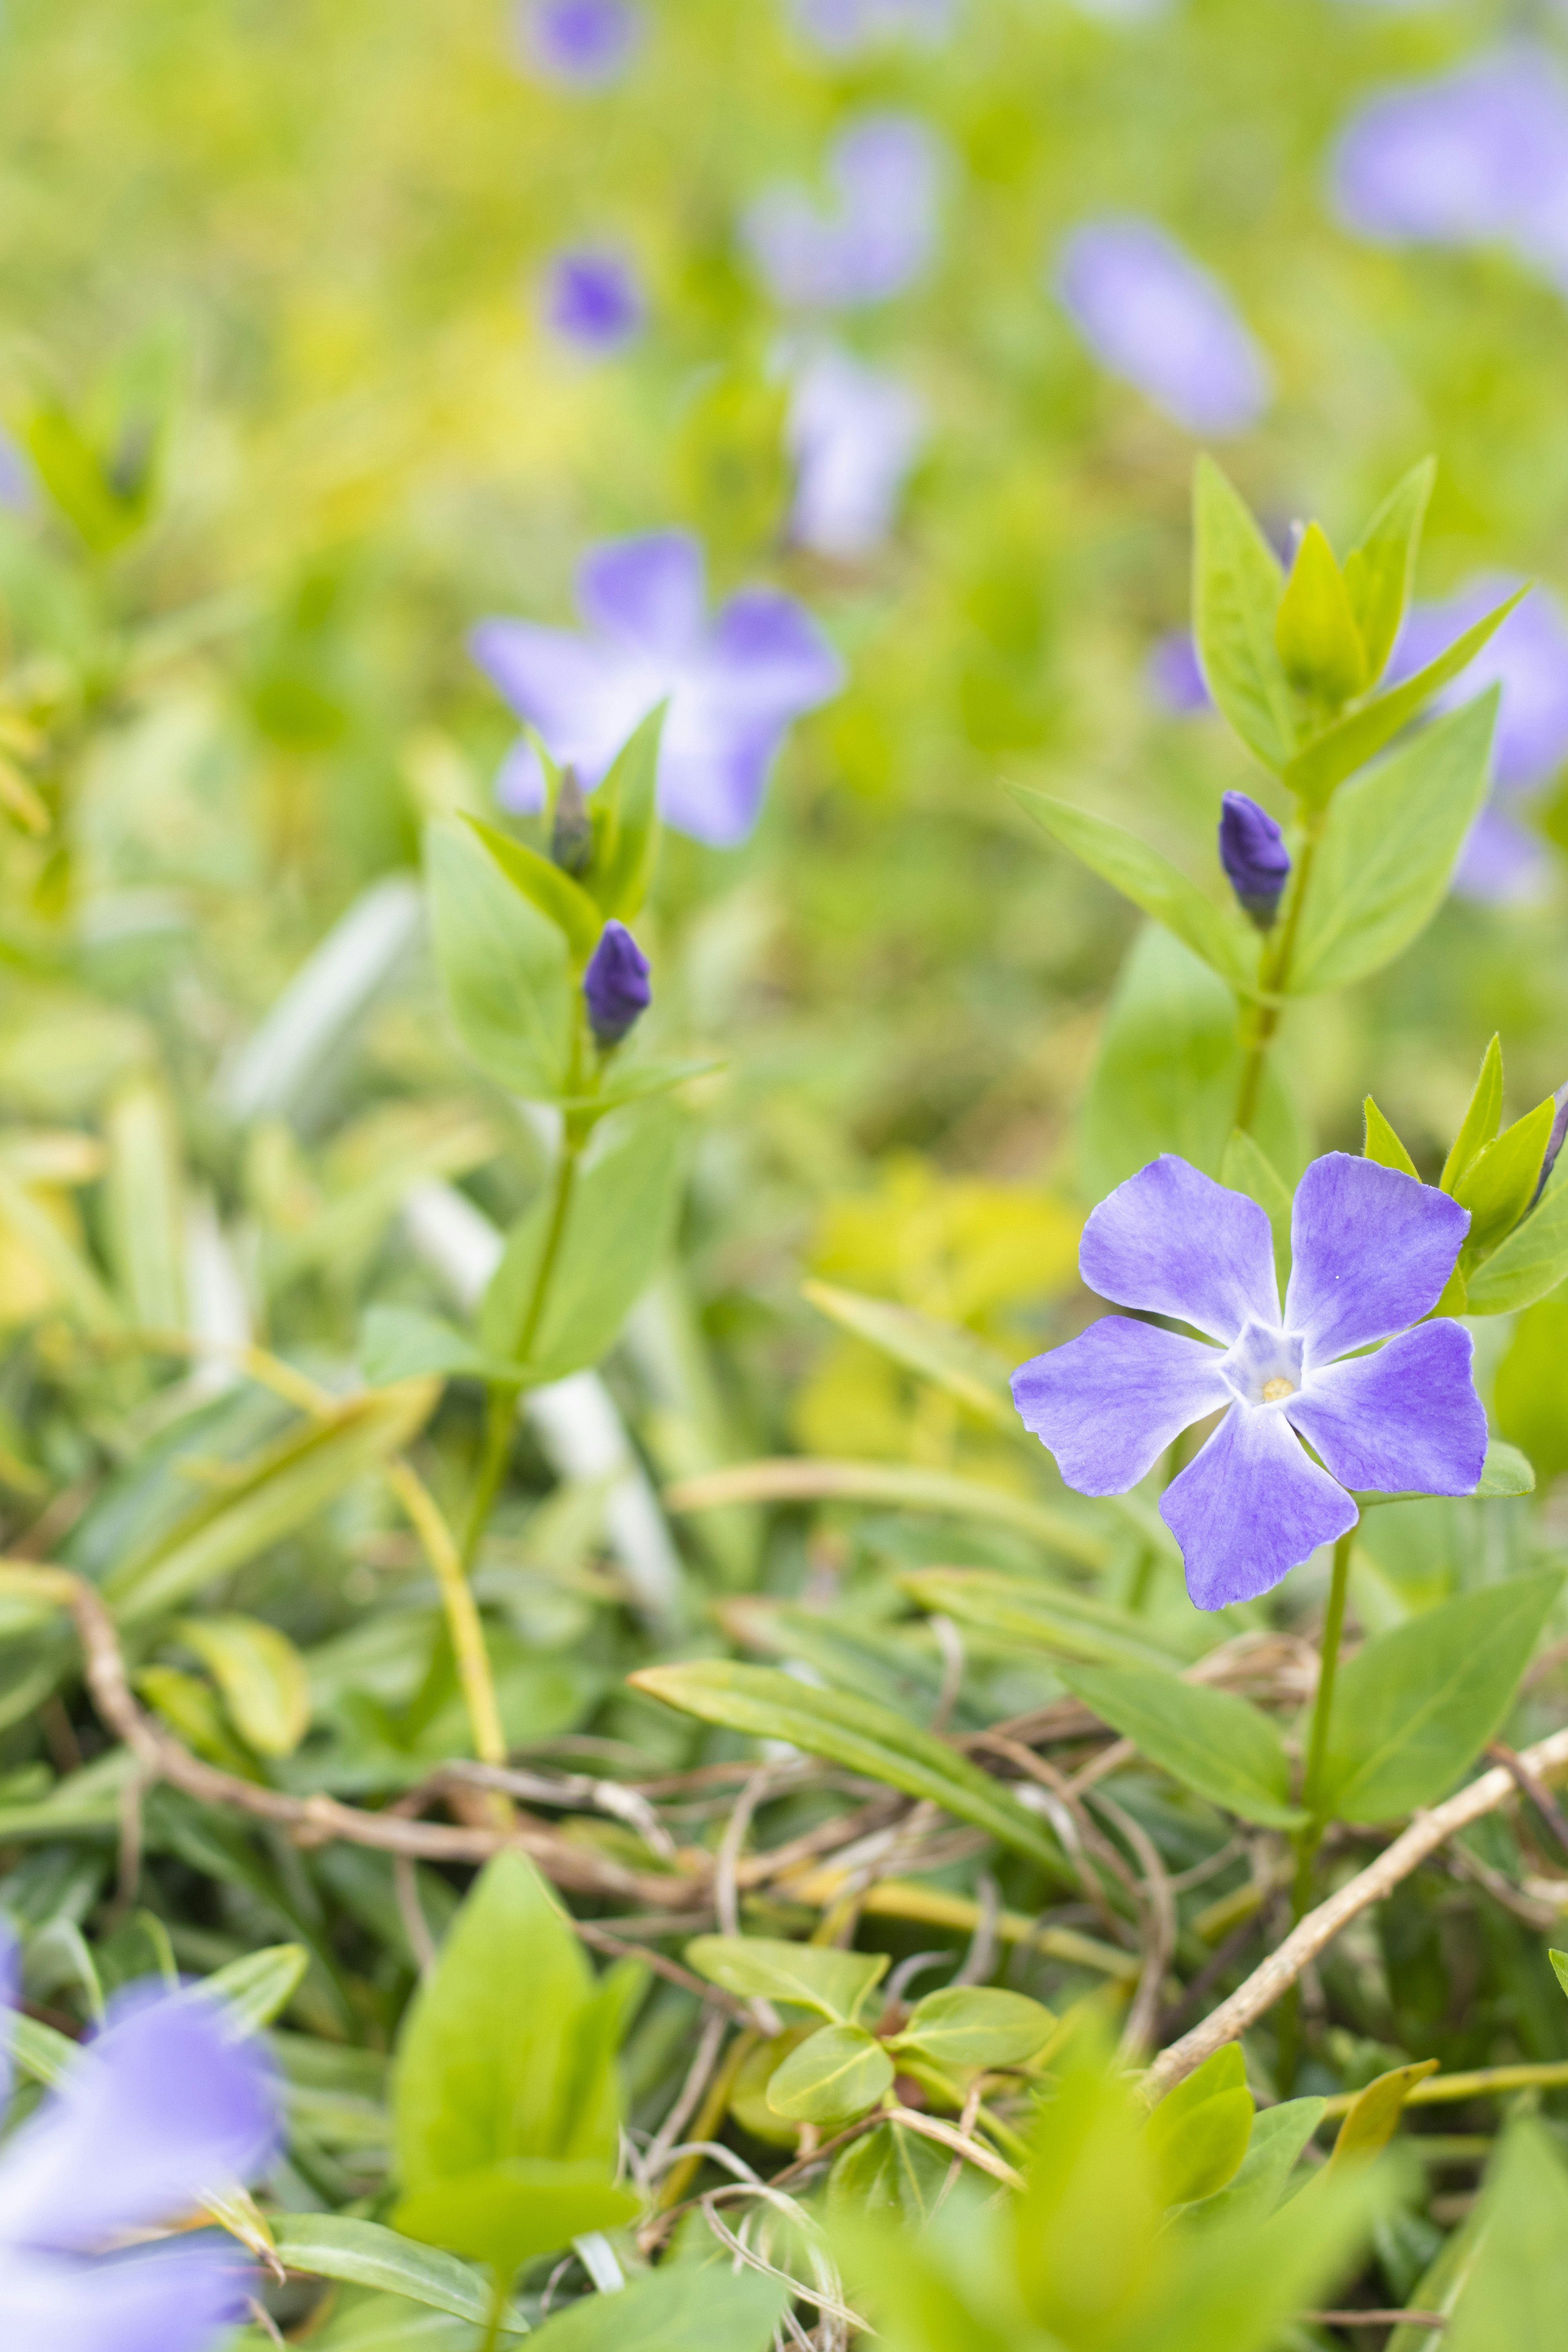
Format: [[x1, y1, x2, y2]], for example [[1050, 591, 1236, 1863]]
[[1261, 1376, 1294, 1403]]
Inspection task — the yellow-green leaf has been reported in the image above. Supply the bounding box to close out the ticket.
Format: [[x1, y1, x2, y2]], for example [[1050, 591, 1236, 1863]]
[[1275, 523, 1368, 707], [174, 1614, 311, 1757], [1329, 2060, 1440, 2170], [1364, 1096, 1418, 1178]]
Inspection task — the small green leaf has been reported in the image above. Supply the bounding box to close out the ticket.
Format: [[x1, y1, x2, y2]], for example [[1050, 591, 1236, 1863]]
[[1342, 457, 1436, 685], [629, 1660, 1071, 1879], [1442, 1036, 1505, 1192], [826, 2122, 949, 2225], [894, 1985, 1054, 2069], [529, 2265, 786, 2352], [1477, 1439, 1537, 1499], [588, 705, 666, 921], [766, 2023, 894, 2125], [270, 2214, 522, 2330], [1184, 2098, 1326, 2234], [1054, 1660, 1306, 1828], [359, 1305, 506, 1388], [1456, 1096, 1557, 1251], [1192, 457, 1297, 774], [0, 2007, 79, 2088], [901, 1566, 1198, 1672], [1363, 1096, 1418, 1178], [803, 1279, 1018, 1431], [425, 818, 572, 1102], [1275, 523, 1368, 707], [1329, 2061, 1440, 2171], [174, 1614, 311, 1758], [1497, 1310, 1568, 1481], [1465, 1177, 1568, 1314], [394, 2159, 637, 2280], [1145, 2043, 1254, 2207], [1287, 693, 1499, 994], [199, 1942, 308, 2035], [1551, 1950, 1568, 2002], [685, 1934, 888, 2025], [463, 815, 604, 964], [1008, 786, 1252, 987]]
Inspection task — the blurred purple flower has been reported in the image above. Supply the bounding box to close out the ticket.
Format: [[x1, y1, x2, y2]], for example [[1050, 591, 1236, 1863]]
[[472, 532, 844, 848], [541, 247, 645, 354], [1054, 218, 1272, 436], [743, 112, 947, 310], [790, 0, 954, 55], [0, 1932, 280, 2352], [1332, 48, 1568, 286], [584, 920, 652, 1045], [517, 0, 640, 86], [1146, 630, 1211, 715], [787, 344, 927, 559]]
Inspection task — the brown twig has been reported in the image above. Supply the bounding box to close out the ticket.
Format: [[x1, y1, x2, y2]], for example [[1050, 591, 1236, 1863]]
[[1487, 1740, 1568, 1861]]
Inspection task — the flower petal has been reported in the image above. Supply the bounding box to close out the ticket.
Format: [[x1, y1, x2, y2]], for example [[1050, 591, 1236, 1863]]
[[577, 533, 705, 659], [0, 1988, 278, 2252], [1078, 1154, 1280, 1342], [1161, 1404, 1357, 1610], [1284, 1153, 1469, 1363], [656, 706, 785, 847], [0, 2243, 250, 2352], [469, 621, 660, 783], [1285, 1321, 1487, 1497], [1011, 1315, 1232, 1495], [704, 588, 846, 718]]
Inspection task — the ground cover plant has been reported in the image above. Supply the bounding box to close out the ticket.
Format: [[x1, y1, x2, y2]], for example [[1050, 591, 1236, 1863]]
[[7, 1, 1568, 2345]]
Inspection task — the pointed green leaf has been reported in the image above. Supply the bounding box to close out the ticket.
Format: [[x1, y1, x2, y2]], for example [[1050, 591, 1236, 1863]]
[[529, 2266, 786, 2352], [901, 1566, 1199, 1670], [802, 1278, 1017, 1431], [766, 2023, 894, 2125], [425, 818, 572, 1101], [463, 815, 603, 963], [1441, 2119, 1568, 2352], [1456, 1096, 1557, 1251], [1442, 1035, 1506, 1192], [1329, 2061, 1440, 2171], [1008, 785, 1253, 987], [270, 2214, 524, 2330], [685, 1935, 888, 2025], [1054, 1660, 1307, 1828], [588, 704, 666, 921], [1364, 1096, 1419, 1177], [826, 2121, 949, 2225], [199, 1942, 309, 2036], [359, 1305, 507, 1388], [1343, 458, 1436, 684], [1192, 457, 1297, 773], [1275, 523, 1368, 706], [1184, 2098, 1326, 2234], [1477, 1439, 1537, 1499], [1552, 1950, 1568, 2001], [1146, 2047, 1254, 2207], [894, 1985, 1054, 2069], [174, 1614, 311, 1758], [1464, 1176, 1568, 1314], [394, 2159, 637, 2280]]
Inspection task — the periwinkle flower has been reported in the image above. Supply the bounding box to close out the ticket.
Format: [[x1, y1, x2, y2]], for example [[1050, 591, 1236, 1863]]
[[790, 0, 954, 55], [1146, 630, 1211, 716], [584, 919, 652, 1046], [787, 343, 927, 560], [1012, 1153, 1486, 1610], [743, 112, 947, 311], [0, 1934, 280, 2350], [472, 532, 844, 849], [1054, 218, 1272, 437], [1219, 791, 1291, 930], [541, 247, 645, 355], [517, 0, 640, 86]]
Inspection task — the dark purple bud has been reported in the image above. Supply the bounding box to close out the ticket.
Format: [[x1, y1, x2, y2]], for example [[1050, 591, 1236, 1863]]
[[584, 920, 651, 1047], [1219, 791, 1292, 931], [551, 766, 594, 875], [1530, 1081, 1568, 1208]]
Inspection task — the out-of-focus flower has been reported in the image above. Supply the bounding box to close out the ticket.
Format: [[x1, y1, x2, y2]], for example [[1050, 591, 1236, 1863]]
[[517, 0, 641, 87], [1068, 0, 1173, 18], [1390, 579, 1568, 904], [1331, 47, 1568, 287], [787, 343, 927, 559], [1145, 630, 1211, 715], [584, 920, 652, 1045], [1012, 1152, 1484, 1609], [540, 247, 645, 354], [1219, 791, 1291, 929], [0, 1931, 280, 2352], [789, 0, 954, 55], [743, 112, 947, 310], [472, 532, 844, 849], [1054, 218, 1272, 435]]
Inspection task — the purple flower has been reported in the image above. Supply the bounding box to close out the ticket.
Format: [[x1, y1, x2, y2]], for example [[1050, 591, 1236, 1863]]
[[517, 0, 640, 86], [472, 532, 844, 849], [584, 919, 651, 1045], [1054, 218, 1272, 437], [1012, 1153, 1486, 1610], [743, 112, 947, 311], [789, 0, 954, 55], [1146, 630, 1212, 715], [787, 343, 927, 559], [1219, 791, 1291, 929], [0, 1932, 281, 2351], [1331, 48, 1568, 286], [541, 247, 645, 355]]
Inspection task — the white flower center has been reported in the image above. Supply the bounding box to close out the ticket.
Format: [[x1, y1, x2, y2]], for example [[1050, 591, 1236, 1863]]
[[1221, 1317, 1306, 1409]]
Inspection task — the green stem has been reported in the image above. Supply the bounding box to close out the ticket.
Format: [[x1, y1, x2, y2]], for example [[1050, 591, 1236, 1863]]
[[1278, 1521, 1356, 2091], [479, 2267, 511, 2352], [1233, 801, 1327, 1135]]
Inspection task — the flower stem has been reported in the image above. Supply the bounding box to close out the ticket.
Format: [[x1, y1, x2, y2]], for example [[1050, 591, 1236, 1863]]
[[479, 2267, 511, 2352], [1234, 801, 1327, 1135], [1278, 1521, 1356, 2090], [389, 1460, 508, 1775]]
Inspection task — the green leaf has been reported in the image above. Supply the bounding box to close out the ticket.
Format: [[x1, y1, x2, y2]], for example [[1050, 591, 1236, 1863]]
[[1342, 458, 1436, 685], [1183, 2098, 1325, 2235], [359, 1305, 504, 1388], [668, 1454, 1114, 1568], [826, 2122, 949, 2225], [104, 1074, 187, 1330], [588, 704, 666, 921], [425, 818, 572, 1101], [1441, 1035, 1505, 1192], [1285, 589, 1524, 805], [1275, 523, 1368, 706], [1054, 1661, 1306, 1829], [901, 1567, 1198, 1672], [1145, 2045, 1254, 2208], [393, 2158, 637, 2280], [20, 402, 147, 555], [894, 1985, 1054, 2069], [1192, 456, 1297, 774], [1287, 692, 1499, 993], [1464, 1175, 1568, 1314], [1552, 1950, 1568, 2001], [0, 2007, 79, 2087], [270, 2214, 522, 2329], [464, 815, 604, 964], [1321, 1572, 1562, 1824], [1455, 1095, 1556, 1251], [1477, 1439, 1537, 1499], [174, 1613, 311, 1758], [1219, 1127, 1292, 1285], [1329, 2060, 1440, 2171], [528, 2266, 786, 2352], [766, 2022, 894, 2124], [479, 1101, 684, 1383], [803, 1279, 1018, 1432], [1007, 786, 1253, 986], [1443, 2120, 1568, 2352], [1497, 1309, 1568, 1481], [1363, 1096, 1419, 1178], [685, 1934, 888, 2024], [200, 1942, 309, 2034], [629, 1661, 1071, 1879]]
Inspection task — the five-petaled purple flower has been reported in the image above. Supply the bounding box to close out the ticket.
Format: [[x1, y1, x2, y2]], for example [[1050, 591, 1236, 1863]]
[[1054, 218, 1272, 437], [1220, 791, 1292, 930], [788, 343, 927, 559], [1012, 1154, 1486, 1611], [517, 0, 641, 86], [472, 533, 844, 849], [789, 0, 955, 56], [743, 112, 947, 311], [541, 247, 645, 355], [584, 919, 652, 1045], [0, 1930, 280, 2350]]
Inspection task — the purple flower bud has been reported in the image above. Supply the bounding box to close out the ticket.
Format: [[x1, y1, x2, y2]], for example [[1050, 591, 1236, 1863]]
[[541, 247, 645, 354], [518, 0, 640, 87], [1219, 791, 1291, 930], [584, 920, 651, 1046]]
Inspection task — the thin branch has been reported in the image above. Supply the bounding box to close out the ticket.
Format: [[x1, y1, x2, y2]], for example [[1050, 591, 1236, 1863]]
[[882, 2103, 1024, 2190], [645, 2009, 731, 2177]]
